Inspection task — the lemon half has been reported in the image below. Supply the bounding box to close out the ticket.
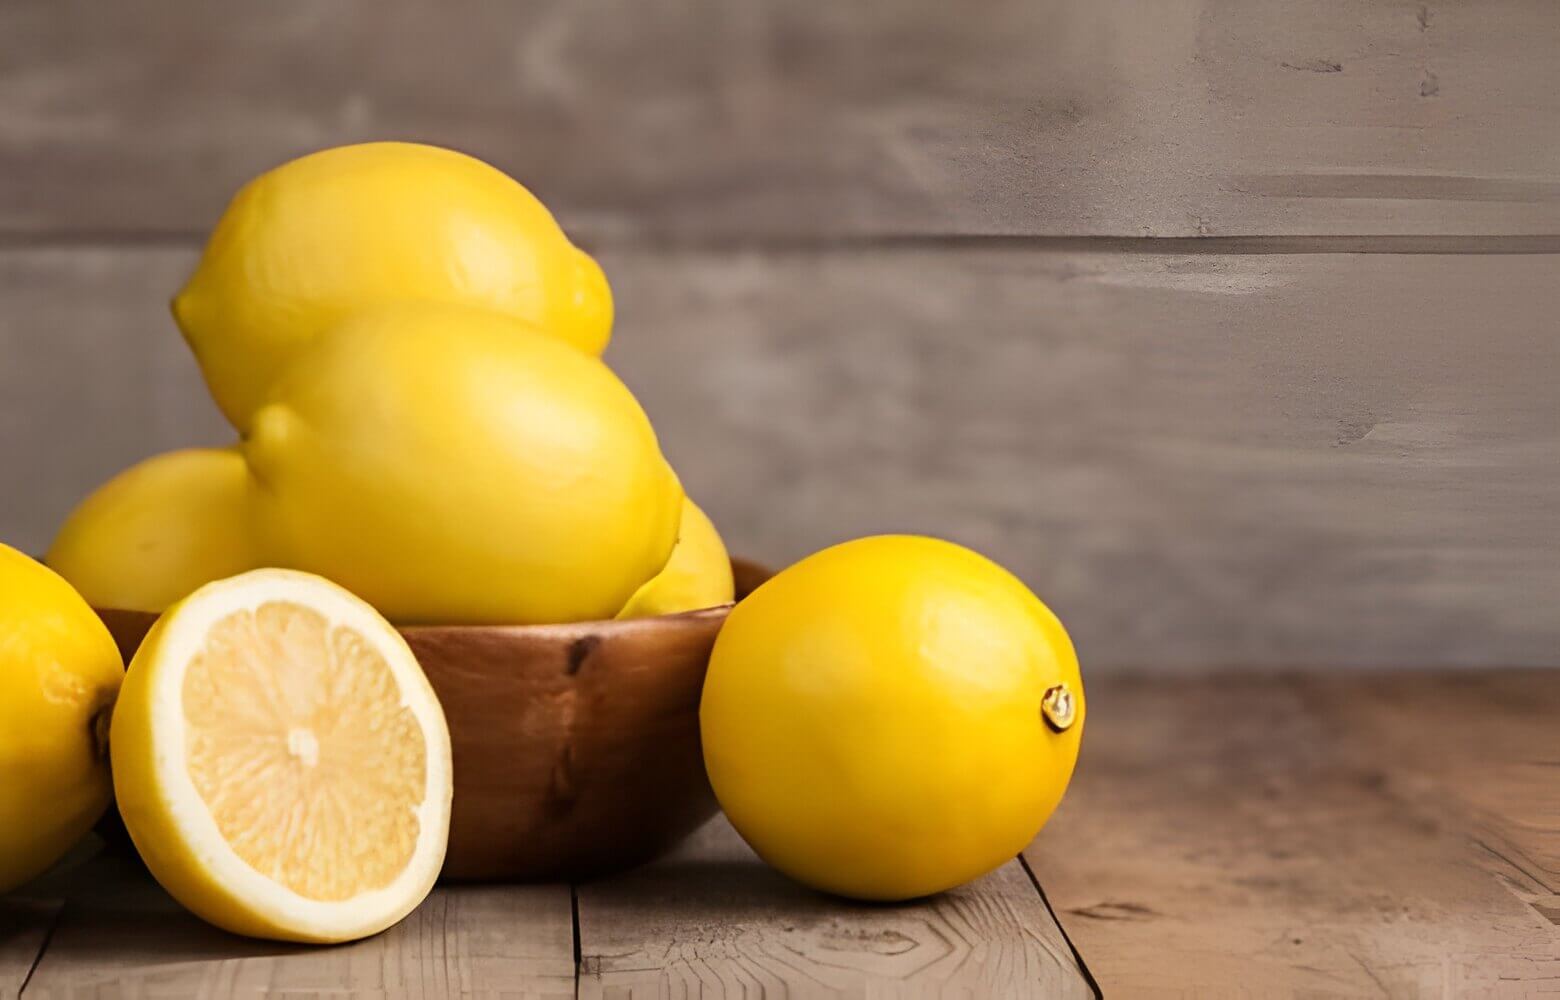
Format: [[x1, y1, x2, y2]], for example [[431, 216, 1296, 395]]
[[110, 569, 452, 943]]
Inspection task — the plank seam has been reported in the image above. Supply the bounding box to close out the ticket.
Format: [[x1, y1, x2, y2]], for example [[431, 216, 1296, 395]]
[[14, 900, 64, 998], [4, 232, 1560, 255], [570, 882, 582, 999], [1020, 854, 1104, 1000]]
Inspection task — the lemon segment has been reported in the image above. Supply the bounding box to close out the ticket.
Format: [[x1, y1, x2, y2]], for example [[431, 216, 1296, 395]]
[[47, 447, 262, 613], [0, 542, 124, 892], [111, 569, 452, 943], [617, 498, 735, 619]]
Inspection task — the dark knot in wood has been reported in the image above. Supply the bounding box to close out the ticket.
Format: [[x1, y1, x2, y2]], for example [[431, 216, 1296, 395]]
[[567, 634, 601, 675]]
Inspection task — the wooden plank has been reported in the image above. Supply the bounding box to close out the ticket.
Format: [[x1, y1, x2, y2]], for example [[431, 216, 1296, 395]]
[[19, 848, 576, 1000], [0, 247, 229, 554], [1, 836, 113, 1000], [3, 245, 1557, 670], [594, 248, 1560, 672], [1298, 672, 1560, 923], [1026, 672, 1560, 997], [2, 0, 1558, 239], [0, 901, 56, 1000], [576, 815, 1091, 998]]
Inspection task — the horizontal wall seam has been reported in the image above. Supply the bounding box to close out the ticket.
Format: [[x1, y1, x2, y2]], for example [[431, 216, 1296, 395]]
[[3, 231, 1560, 255]]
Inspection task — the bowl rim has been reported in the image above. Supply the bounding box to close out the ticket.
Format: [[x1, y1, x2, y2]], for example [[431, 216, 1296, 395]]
[[92, 600, 737, 636], [85, 557, 768, 639], [397, 601, 735, 637]]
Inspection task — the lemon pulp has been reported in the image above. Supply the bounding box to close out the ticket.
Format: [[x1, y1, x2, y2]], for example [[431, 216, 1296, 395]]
[[183, 601, 427, 901]]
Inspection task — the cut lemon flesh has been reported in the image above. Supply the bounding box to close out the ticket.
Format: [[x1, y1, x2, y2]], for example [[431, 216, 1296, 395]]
[[111, 569, 452, 943]]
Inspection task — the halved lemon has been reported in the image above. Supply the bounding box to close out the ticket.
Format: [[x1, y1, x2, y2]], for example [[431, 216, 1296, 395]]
[[110, 569, 452, 943]]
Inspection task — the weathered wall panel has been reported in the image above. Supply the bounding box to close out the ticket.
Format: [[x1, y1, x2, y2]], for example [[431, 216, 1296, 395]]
[[4, 246, 1553, 668], [2, 0, 1557, 239]]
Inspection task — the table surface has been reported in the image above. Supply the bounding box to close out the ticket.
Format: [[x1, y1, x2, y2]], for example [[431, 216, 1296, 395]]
[[3, 670, 1556, 999]]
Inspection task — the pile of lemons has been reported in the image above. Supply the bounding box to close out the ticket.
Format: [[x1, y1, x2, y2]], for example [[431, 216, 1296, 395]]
[[1, 142, 1083, 944], [50, 142, 728, 625]]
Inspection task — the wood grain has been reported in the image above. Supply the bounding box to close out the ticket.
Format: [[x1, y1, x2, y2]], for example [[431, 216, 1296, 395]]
[[6, 675, 1554, 995], [0, 838, 108, 1000], [1300, 672, 1560, 930], [0, 248, 229, 554], [2, 0, 1558, 239], [1027, 671, 1560, 997], [576, 815, 1092, 999], [17, 847, 576, 1000], [3, 246, 1556, 670], [600, 247, 1560, 672]]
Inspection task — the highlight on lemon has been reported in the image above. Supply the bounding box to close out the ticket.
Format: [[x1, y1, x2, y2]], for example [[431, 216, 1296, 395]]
[[109, 568, 453, 944]]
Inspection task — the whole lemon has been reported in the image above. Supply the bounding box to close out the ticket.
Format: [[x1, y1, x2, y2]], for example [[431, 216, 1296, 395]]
[[173, 141, 613, 430], [617, 498, 734, 618], [700, 535, 1085, 901], [245, 304, 683, 625], [47, 447, 262, 613], [0, 542, 124, 892]]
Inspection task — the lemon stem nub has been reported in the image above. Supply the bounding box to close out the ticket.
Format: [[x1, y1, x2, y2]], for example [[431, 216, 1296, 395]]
[[91, 705, 113, 762]]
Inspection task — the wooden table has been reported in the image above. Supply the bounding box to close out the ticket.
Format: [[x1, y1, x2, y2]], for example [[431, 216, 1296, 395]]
[[3, 670, 1555, 998]]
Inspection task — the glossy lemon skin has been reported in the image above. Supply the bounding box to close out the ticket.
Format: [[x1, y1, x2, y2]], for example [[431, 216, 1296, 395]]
[[47, 448, 262, 613], [617, 499, 734, 618], [0, 542, 124, 892], [701, 535, 1085, 901], [245, 304, 683, 625], [174, 141, 612, 430]]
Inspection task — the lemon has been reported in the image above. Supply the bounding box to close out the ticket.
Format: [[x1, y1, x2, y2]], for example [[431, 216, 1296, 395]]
[[173, 141, 612, 430], [0, 542, 124, 892], [245, 304, 683, 625], [617, 498, 734, 618], [47, 448, 263, 613], [110, 568, 452, 943], [700, 535, 1085, 901]]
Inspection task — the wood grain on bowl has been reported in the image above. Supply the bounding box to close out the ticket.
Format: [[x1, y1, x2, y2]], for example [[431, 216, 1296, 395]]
[[96, 560, 771, 882], [403, 610, 724, 880]]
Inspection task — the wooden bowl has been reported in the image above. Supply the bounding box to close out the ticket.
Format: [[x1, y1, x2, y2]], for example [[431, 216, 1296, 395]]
[[95, 558, 771, 882]]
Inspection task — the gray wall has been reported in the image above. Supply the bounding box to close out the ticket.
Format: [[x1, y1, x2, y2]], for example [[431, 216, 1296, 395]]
[[3, 1, 1556, 669]]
